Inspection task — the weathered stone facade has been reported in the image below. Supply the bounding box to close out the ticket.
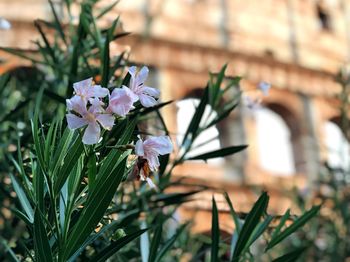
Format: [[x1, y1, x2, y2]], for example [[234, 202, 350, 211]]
[[1, 0, 348, 233]]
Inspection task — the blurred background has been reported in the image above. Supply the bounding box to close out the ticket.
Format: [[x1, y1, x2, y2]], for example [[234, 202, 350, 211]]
[[1, 0, 350, 259]]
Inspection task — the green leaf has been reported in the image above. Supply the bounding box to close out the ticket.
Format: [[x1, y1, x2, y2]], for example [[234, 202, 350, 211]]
[[154, 223, 188, 262], [211, 197, 219, 262], [0, 236, 20, 262], [9, 173, 34, 223], [152, 190, 202, 207], [48, 0, 67, 45], [53, 133, 84, 194], [148, 220, 163, 262], [224, 192, 242, 234], [187, 145, 247, 161], [33, 209, 53, 262], [67, 210, 140, 261], [266, 205, 320, 251], [270, 209, 290, 242], [90, 229, 148, 262], [272, 246, 307, 262], [63, 156, 128, 258], [97, 0, 120, 18], [101, 33, 110, 88], [181, 86, 209, 149], [232, 192, 269, 262]]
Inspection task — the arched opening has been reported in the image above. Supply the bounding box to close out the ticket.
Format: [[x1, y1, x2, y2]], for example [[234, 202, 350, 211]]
[[254, 104, 298, 176], [324, 120, 350, 171], [176, 93, 223, 165]]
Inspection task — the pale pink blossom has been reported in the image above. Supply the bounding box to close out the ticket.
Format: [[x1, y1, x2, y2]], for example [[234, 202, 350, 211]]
[[107, 86, 138, 116], [69, 78, 109, 106], [258, 81, 271, 96], [127, 66, 160, 107], [135, 136, 173, 171], [66, 98, 114, 145]]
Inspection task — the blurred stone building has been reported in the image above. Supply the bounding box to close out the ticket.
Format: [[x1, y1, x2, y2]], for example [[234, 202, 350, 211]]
[[1, 0, 349, 234]]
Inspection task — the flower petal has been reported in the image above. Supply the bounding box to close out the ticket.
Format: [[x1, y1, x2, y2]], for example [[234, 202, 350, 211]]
[[139, 93, 157, 107], [82, 122, 100, 145], [66, 114, 87, 129], [146, 153, 160, 171], [144, 136, 173, 155], [92, 85, 109, 98], [137, 66, 149, 84], [142, 86, 160, 98], [0, 18, 11, 30], [96, 113, 114, 130], [128, 66, 137, 78], [135, 139, 144, 156], [108, 87, 136, 116], [66, 96, 87, 115], [73, 78, 92, 95]]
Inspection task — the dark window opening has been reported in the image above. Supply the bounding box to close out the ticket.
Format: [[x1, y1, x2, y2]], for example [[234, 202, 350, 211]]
[[317, 4, 332, 31]]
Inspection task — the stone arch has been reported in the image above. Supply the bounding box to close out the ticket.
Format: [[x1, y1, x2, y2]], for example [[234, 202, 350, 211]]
[[254, 101, 304, 175]]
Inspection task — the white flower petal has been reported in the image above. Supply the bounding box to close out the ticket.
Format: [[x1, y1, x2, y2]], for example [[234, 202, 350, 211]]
[[144, 136, 173, 155], [96, 114, 114, 130], [82, 122, 101, 145], [92, 85, 109, 98], [135, 139, 144, 156], [139, 93, 157, 107], [66, 114, 87, 129], [108, 87, 136, 116], [258, 81, 271, 96], [137, 66, 149, 84], [73, 78, 93, 95], [128, 66, 137, 78], [142, 86, 160, 98]]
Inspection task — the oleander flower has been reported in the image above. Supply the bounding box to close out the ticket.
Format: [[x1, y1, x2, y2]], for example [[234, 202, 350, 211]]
[[127, 66, 160, 107], [135, 136, 173, 171], [258, 81, 271, 96], [68, 78, 109, 106], [66, 98, 114, 145], [107, 86, 138, 116]]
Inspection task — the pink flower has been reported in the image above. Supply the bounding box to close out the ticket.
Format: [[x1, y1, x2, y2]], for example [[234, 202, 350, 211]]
[[135, 136, 173, 171], [69, 78, 109, 105], [107, 86, 138, 116], [127, 66, 160, 107], [66, 98, 114, 145]]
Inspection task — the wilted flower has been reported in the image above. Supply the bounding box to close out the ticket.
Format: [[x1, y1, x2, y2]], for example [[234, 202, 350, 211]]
[[127, 66, 160, 107], [68, 78, 109, 106], [0, 18, 11, 30], [135, 136, 173, 171], [258, 81, 271, 96], [107, 86, 138, 117], [66, 98, 114, 144]]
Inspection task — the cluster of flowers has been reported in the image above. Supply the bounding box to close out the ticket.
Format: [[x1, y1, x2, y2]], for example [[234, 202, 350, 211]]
[[66, 66, 173, 187]]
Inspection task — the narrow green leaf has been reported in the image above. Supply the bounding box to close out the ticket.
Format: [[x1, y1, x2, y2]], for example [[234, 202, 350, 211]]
[[224, 192, 242, 234], [266, 205, 320, 251], [0, 237, 20, 262], [101, 34, 110, 88], [272, 246, 307, 262], [90, 229, 148, 262], [54, 133, 84, 194], [211, 197, 219, 262], [154, 223, 188, 262], [9, 173, 34, 223], [48, 0, 67, 45], [270, 209, 290, 242], [97, 0, 120, 18], [33, 209, 53, 262], [148, 221, 163, 262], [181, 86, 209, 149], [232, 192, 269, 262], [187, 145, 247, 161]]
